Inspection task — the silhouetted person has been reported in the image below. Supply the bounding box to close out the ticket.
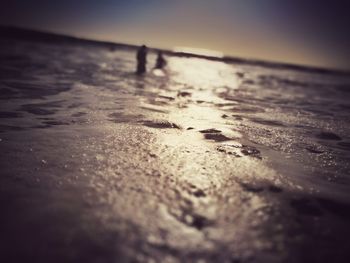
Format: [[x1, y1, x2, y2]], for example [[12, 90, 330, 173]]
[[136, 45, 147, 74], [155, 51, 166, 69]]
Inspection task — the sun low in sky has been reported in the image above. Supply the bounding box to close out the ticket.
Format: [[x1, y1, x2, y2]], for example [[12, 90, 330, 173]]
[[1, 0, 349, 70]]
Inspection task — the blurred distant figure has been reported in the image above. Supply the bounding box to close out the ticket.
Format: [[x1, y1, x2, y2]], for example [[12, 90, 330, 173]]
[[136, 45, 147, 74], [155, 51, 166, 69]]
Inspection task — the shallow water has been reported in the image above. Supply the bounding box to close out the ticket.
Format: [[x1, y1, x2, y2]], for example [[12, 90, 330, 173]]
[[1, 37, 350, 262]]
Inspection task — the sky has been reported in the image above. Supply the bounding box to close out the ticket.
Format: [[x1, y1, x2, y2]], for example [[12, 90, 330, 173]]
[[1, 0, 349, 70]]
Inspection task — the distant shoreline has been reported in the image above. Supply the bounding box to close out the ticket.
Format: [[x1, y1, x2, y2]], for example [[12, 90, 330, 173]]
[[1, 25, 349, 76]]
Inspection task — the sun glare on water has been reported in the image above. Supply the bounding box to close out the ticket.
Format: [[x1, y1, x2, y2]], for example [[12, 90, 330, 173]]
[[168, 56, 239, 91], [154, 55, 243, 189]]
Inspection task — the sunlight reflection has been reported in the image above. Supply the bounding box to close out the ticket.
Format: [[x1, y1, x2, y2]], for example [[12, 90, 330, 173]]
[[163, 56, 241, 134], [168, 57, 239, 91], [152, 56, 243, 190]]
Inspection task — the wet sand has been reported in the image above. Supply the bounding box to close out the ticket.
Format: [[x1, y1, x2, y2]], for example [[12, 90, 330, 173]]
[[1, 30, 350, 263]]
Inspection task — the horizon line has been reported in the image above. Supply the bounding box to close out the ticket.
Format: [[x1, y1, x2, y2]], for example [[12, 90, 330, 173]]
[[1, 24, 349, 76]]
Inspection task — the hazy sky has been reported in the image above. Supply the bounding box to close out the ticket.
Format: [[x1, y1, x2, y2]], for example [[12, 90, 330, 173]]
[[1, 0, 349, 70]]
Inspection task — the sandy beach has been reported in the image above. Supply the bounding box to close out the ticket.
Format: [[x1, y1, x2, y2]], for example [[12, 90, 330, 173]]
[[1, 29, 350, 263]]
